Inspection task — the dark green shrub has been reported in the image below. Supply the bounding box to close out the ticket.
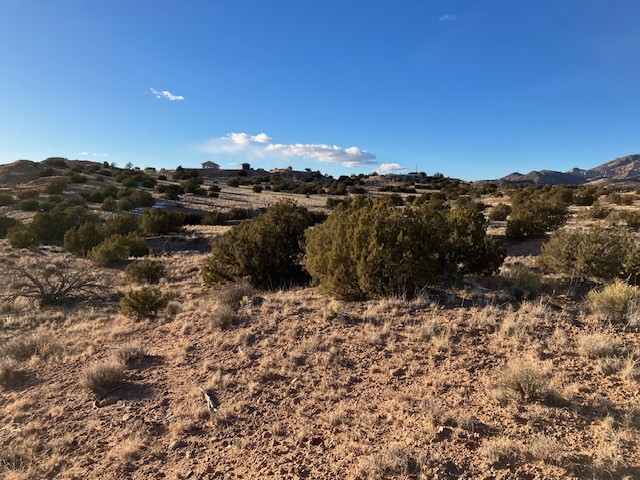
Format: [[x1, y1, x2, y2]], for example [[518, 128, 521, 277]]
[[7, 226, 37, 248], [539, 227, 639, 281], [506, 201, 568, 238], [139, 208, 183, 235], [104, 214, 140, 237], [587, 201, 612, 220], [202, 200, 314, 287], [88, 234, 148, 266], [18, 199, 40, 211], [489, 203, 511, 221], [88, 236, 130, 266], [44, 178, 67, 195], [209, 185, 221, 194], [0, 216, 20, 238], [32, 206, 89, 243], [67, 172, 88, 184], [226, 207, 250, 221], [18, 190, 39, 200], [253, 185, 263, 193], [120, 287, 169, 319], [0, 193, 14, 206], [202, 210, 227, 226], [101, 197, 117, 211], [305, 200, 504, 298], [64, 222, 105, 257], [227, 178, 241, 187], [125, 260, 166, 284], [121, 177, 137, 188], [116, 197, 134, 211], [129, 189, 154, 208]]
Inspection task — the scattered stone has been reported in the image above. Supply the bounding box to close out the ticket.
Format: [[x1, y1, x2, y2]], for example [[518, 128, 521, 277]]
[[122, 413, 132, 422], [391, 367, 406, 377], [170, 440, 188, 450]]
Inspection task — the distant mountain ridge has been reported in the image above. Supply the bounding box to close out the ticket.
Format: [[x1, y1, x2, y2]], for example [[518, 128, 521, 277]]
[[495, 154, 640, 186]]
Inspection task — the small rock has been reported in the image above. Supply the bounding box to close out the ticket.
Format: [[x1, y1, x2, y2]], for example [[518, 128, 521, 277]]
[[122, 413, 133, 422], [170, 440, 188, 450], [309, 437, 323, 446], [434, 426, 452, 442], [391, 367, 406, 377]]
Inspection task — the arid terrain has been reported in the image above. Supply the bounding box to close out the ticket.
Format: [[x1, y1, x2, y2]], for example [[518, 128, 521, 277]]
[[2, 158, 640, 479]]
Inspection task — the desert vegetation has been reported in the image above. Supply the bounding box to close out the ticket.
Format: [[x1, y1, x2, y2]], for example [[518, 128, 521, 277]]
[[1, 158, 640, 478]]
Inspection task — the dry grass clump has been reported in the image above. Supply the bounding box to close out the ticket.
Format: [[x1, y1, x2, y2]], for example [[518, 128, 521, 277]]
[[0, 448, 31, 475], [525, 433, 563, 463], [577, 332, 621, 359], [112, 343, 146, 368], [357, 443, 419, 480], [502, 263, 543, 299], [80, 361, 125, 393], [2, 333, 59, 361], [592, 417, 631, 474], [0, 358, 28, 389], [499, 358, 552, 404], [588, 281, 640, 323], [479, 436, 522, 466], [208, 281, 256, 329], [217, 281, 255, 309]]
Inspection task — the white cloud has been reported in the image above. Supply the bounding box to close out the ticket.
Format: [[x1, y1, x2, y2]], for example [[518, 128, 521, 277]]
[[150, 87, 184, 101], [199, 132, 377, 168], [439, 14, 456, 22], [79, 151, 108, 158], [379, 163, 407, 174]]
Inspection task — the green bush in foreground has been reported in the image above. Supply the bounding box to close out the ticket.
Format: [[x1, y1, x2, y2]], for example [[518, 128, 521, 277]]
[[202, 200, 314, 287], [120, 287, 169, 319], [305, 200, 505, 298]]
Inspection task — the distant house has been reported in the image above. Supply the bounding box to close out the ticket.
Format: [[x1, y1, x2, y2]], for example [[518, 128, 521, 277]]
[[239, 163, 251, 171], [202, 161, 219, 170]]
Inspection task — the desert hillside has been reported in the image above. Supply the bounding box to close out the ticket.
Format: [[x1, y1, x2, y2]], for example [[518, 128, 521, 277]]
[[1, 158, 640, 479]]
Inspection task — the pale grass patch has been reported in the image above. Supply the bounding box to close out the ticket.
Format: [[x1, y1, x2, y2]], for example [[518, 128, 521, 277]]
[[620, 352, 640, 383], [525, 433, 562, 463], [592, 416, 631, 474], [2, 333, 59, 361], [479, 436, 522, 465], [357, 443, 418, 480], [588, 281, 640, 324], [577, 332, 620, 359]]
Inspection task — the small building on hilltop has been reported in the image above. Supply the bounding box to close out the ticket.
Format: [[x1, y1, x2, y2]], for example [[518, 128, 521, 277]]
[[202, 161, 220, 170], [239, 163, 251, 171]]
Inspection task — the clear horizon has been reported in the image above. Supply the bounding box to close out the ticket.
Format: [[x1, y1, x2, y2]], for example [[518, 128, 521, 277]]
[[1, 1, 639, 181]]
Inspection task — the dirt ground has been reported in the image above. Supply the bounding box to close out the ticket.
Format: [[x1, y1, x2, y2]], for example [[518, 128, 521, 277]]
[[1, 247, 640, 479]]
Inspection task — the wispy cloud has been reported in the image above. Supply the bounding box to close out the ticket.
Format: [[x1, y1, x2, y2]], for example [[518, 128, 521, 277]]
[[78, 151, 107, 157], [198, 132, 377, 168], [439, 14, 456, 23], [150, 87, 184, 101], [379, 163, 406, 174]]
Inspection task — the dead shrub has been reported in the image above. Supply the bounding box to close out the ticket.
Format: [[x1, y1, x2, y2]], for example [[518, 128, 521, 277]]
[[80, 361, 125, 393], [1, 256, 101, 306]]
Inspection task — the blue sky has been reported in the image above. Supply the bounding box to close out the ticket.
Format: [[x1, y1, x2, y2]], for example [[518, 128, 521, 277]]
[[1, 1, 639, 180]]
